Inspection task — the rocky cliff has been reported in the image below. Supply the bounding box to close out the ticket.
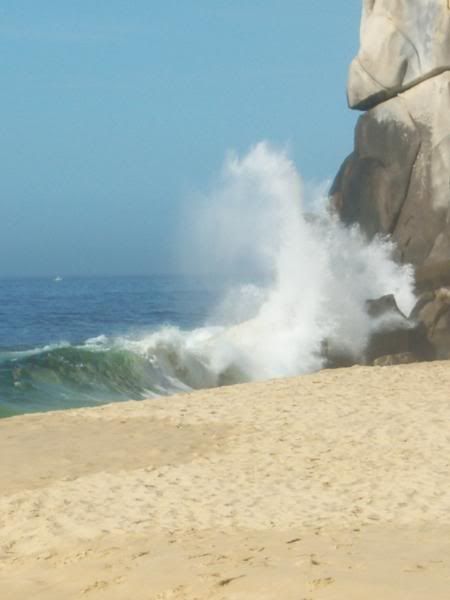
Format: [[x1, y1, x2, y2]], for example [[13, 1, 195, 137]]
[[329, 0, 450, 365], [331, 0, 450, 269], [348, 0, 450, 110]]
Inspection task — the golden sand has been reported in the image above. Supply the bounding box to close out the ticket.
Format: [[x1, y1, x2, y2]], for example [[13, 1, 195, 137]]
[[1, 362, 450, 598]]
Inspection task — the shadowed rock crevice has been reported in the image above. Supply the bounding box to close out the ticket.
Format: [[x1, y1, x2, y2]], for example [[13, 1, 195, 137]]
[[330, 91, 425, 246]]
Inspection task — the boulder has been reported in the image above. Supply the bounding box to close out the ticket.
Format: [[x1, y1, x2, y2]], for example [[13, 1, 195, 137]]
[[365, 320, 433, 364], [330, 0, 450, 367], [322, 294, 434, 368], [331, 72, 450, 268], [414, 260, 450, 295], [348, 0, 450, 110], [365, 294, 406, 319], [362, 289, 450, 366], [363, 294, 434, 364], [414, 287, 450, 359]]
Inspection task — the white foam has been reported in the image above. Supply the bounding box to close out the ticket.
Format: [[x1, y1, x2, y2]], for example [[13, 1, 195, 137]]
[[121, 142, 416, 389]]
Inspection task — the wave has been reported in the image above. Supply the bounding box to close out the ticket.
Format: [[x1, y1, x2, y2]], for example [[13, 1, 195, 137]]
[[0, 327, 250, 415], [0, 143, 416, 416]]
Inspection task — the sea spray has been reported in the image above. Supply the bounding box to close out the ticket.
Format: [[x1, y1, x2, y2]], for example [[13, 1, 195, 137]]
[[175, 141, 416, 380], [0, 143, 416, 415]]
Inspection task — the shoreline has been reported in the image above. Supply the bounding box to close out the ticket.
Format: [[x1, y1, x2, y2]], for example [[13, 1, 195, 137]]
[[1, 362, 450, 598]]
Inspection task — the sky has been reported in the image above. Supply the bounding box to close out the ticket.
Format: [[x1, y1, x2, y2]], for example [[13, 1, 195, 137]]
[[0, 1, 362, 277]]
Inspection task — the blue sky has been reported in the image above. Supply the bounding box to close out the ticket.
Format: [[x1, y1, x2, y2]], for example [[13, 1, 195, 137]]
[[0, 1, 362, 277]]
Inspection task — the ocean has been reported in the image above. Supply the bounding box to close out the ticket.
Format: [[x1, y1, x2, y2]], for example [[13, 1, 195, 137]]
[[1, 144, 417, 418], [0, 275, 220, 417]]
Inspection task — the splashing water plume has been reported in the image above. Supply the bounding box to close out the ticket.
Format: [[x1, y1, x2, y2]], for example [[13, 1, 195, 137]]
[[1, 143, 417, 415], [170, 141, 416, 384]]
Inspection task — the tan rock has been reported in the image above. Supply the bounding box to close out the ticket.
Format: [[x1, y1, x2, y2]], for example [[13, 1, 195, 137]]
[[414, 261, 450, 294], [331, 72, 450, 267], [349, 0, 450, 110], [415, 287, 450, 358]]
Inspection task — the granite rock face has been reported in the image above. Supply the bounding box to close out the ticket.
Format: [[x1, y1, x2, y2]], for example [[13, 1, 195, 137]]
[[330, 0, 450, 367], [331, 71, 450, 267], [335, 0, 450, 268], [348, 0, 450, 110], [414, 287, 450, 359]]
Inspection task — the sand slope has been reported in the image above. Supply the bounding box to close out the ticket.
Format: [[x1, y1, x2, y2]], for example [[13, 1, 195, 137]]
[[1, 362, 450, 598]]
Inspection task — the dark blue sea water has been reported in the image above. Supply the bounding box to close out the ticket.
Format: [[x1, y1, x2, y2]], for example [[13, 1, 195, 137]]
[[0, 276, 219, 417]]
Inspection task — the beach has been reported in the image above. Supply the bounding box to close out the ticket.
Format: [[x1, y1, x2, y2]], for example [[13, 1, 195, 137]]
[[1, 361, 450, 599]]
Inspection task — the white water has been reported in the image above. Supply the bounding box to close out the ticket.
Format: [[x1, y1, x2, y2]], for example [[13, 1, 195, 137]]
[[118, 143, 416, 390]]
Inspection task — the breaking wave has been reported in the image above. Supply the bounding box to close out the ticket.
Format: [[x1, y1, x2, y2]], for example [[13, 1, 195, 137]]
[[1, 143, 416, 415]]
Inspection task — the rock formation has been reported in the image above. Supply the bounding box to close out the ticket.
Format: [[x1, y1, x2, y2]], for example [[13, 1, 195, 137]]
[[348, 0, 450, 110], [331, 0, 450, 269], [411, 287, 450, 359], [330, 0, 450, 365]]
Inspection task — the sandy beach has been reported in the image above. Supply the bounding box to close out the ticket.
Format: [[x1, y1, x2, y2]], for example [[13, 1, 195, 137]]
[[1, 361, 450, 599]]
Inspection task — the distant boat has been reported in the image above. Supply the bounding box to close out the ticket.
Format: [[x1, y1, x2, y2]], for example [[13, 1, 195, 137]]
[[54, 276, 63, 282]]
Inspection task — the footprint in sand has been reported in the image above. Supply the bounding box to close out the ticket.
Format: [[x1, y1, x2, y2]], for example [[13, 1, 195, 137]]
[[82, 580, 109, 594], [310, 576, 335, 589]]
